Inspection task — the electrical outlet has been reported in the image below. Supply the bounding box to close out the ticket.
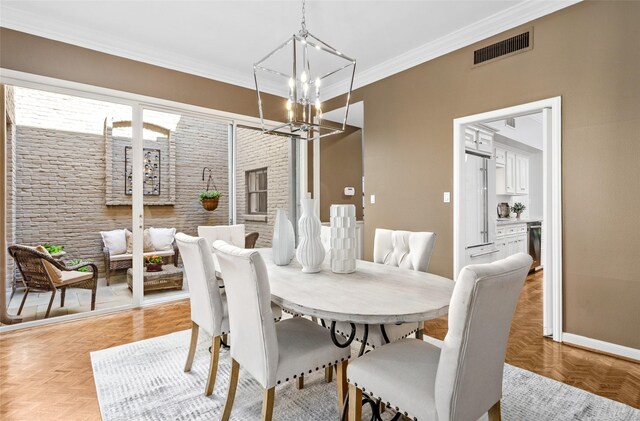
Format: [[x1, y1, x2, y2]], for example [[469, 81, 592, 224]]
[[443, 192, 451, 203], [370, 194, 376, 204]]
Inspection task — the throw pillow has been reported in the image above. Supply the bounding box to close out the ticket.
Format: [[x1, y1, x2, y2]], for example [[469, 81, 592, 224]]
[[125, 229, 156, 253], [35, 245, 63, 284], [148, 227, 176, 251], [100, 229, 127, 255]]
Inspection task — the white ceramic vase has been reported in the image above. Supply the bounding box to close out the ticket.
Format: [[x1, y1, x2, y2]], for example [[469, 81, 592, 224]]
[[296, 198, 325, 273], [330, 204, 357, 273], [272, 209, 295, 266]]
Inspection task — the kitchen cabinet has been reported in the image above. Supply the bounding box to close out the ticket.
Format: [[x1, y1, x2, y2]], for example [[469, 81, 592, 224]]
[[516, 155, 529, 194], [465, 124, 497, 157], [495, 147, 506, 167], [495, 223, 528, 260], [496, 150, 528, 196], [505, 152, 516, 194]]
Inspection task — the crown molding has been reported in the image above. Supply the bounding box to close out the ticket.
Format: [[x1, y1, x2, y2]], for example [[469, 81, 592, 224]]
[[0, 6, 279, 93], [322, 0, 582, 99], [1, 1, 581, 101]]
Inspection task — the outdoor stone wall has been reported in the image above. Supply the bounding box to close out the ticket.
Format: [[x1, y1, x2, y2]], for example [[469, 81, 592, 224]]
[[7, 88, 229, 279], [235, 127, 291, 248]]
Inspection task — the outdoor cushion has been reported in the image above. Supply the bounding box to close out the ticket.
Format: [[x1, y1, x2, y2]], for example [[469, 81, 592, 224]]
[[101, 229, 127, 255], [125, 229, 155, 253], [110, 249, 174, 261], [34, 245, 63, 284], [55, 270, 94, 286], [148, 227, 176, 251]]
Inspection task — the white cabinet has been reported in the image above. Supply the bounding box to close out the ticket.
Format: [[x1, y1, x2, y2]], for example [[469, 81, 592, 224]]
[[495, 223, 528, 261], [496, 150, 528, 196], [516, 155, 529, 194], [505, 152, 516, 194], [465, 125, 497, 157], [495, 147, 506, 167]]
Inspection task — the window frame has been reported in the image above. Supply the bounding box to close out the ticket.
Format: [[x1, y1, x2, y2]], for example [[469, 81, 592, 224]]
[[245, 167, 268, 215]]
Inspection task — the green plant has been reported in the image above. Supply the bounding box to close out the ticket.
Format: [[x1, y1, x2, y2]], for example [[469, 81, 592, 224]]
[[43, 243, 64, 254], [511, 202, 526, 214], [199, 190, 221, 201], [144, 255, 163, 265], [66, 259, 91, 272]]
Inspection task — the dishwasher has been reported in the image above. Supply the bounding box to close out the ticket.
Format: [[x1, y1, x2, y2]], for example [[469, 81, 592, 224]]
[[527, 222, 542, 271]]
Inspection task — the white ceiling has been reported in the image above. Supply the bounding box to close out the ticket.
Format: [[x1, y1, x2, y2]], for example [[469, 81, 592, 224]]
[[0, 1, 579, 99]]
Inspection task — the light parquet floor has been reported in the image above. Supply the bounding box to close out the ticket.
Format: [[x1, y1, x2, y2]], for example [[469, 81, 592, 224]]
[[1, 271, 638, 421]]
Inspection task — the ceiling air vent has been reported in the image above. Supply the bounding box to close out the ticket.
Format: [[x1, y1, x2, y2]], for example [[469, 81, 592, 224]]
[[473, 29, 532, 66]]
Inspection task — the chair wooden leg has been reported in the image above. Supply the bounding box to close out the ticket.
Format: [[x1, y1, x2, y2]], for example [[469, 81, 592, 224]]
[[221, 359, 240, 421], [297, 375, 304, 390], [488, 400, 502, 421], [336, 361, 348, 415], [325, 366, 333, 383], [184, 322, 199, 372], [60, 288, 66, 307], [44, 290, 56, 319], [348, 383, 362, 421], [262, 387, 275, 421], [204, 335, 221, 396], [17, 288, 29, 315]]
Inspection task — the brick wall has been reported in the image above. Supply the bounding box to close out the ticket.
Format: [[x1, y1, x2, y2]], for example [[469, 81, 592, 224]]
[[7, 89, 229, 279], [236, 127, 291, 248]]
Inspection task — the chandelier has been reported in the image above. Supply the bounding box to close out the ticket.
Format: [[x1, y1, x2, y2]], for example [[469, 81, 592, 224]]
[[254, 0, 356, 139]]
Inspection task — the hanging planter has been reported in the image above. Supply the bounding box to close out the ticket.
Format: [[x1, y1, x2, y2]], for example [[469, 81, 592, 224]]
[[200, 167, 221, 212]]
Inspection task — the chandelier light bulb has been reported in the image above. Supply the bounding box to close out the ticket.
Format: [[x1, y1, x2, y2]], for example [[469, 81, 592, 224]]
[[315, 77, 321, 87], [315, 98, 321, 109], [286, 99, 292, 110], [300, 71, 308, 83], [288, 78, 295, 88]]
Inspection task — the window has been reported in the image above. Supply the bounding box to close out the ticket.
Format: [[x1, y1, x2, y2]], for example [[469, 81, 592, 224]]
[[246, 168, 267, 214]]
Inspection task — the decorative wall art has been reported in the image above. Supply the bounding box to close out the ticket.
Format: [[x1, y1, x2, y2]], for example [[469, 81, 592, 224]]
[[125, 147, 161, 195]]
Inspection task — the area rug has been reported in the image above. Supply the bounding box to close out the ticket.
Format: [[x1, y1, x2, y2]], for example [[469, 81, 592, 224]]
[[91, 330, 640, 420]]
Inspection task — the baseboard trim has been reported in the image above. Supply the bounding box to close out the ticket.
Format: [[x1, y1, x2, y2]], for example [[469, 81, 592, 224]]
[[562, 332, 640, 362]]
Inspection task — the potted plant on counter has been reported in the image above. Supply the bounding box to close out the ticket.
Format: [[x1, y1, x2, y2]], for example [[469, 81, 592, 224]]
[[511, 202, 526, 219], [144, 255, 163, 272]]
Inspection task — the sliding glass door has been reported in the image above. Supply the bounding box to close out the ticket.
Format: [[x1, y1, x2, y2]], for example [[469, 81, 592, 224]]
[[2, 85, 135, 325], [139, 107, 232, 303]]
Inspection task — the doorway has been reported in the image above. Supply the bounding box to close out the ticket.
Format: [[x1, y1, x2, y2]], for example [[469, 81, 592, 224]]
[[453, 97, 562, 342]]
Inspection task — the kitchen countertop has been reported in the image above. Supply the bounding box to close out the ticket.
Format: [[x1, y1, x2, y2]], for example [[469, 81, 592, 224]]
[[496, 218, 543, 226]]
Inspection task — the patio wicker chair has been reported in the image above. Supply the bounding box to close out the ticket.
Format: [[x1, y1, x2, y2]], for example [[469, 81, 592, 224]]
[[8, 245, 98, 319]]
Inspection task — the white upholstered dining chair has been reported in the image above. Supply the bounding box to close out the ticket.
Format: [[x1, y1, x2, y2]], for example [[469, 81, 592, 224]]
[[198, 224, 256, 250], [175, 233, 281, 396], [347, 253, 532, 421], [334, 228, 437, 349], [213, 241, 352, 421]]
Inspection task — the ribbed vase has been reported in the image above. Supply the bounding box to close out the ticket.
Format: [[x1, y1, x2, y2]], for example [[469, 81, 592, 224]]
[[272, 209, 295, 266], [296, 198, 325, 273], [330, 204, 357, 273]]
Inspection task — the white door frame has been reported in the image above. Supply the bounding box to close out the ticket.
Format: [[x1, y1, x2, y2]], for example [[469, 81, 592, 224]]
[[453, 96, 562, 342]]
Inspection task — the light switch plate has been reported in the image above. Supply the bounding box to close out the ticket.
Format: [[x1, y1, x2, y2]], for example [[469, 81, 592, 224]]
[[443, 192, 451, 203], [370, 194, 376, 204]]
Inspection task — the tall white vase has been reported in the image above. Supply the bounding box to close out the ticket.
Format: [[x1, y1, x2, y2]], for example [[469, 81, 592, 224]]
[[330, 204, 357, 273], [272, 209, 295, 266], [296, 198, 325, 273]]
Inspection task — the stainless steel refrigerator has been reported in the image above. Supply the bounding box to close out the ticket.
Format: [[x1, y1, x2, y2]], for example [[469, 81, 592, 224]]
[[465, 152, 497, 263]]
